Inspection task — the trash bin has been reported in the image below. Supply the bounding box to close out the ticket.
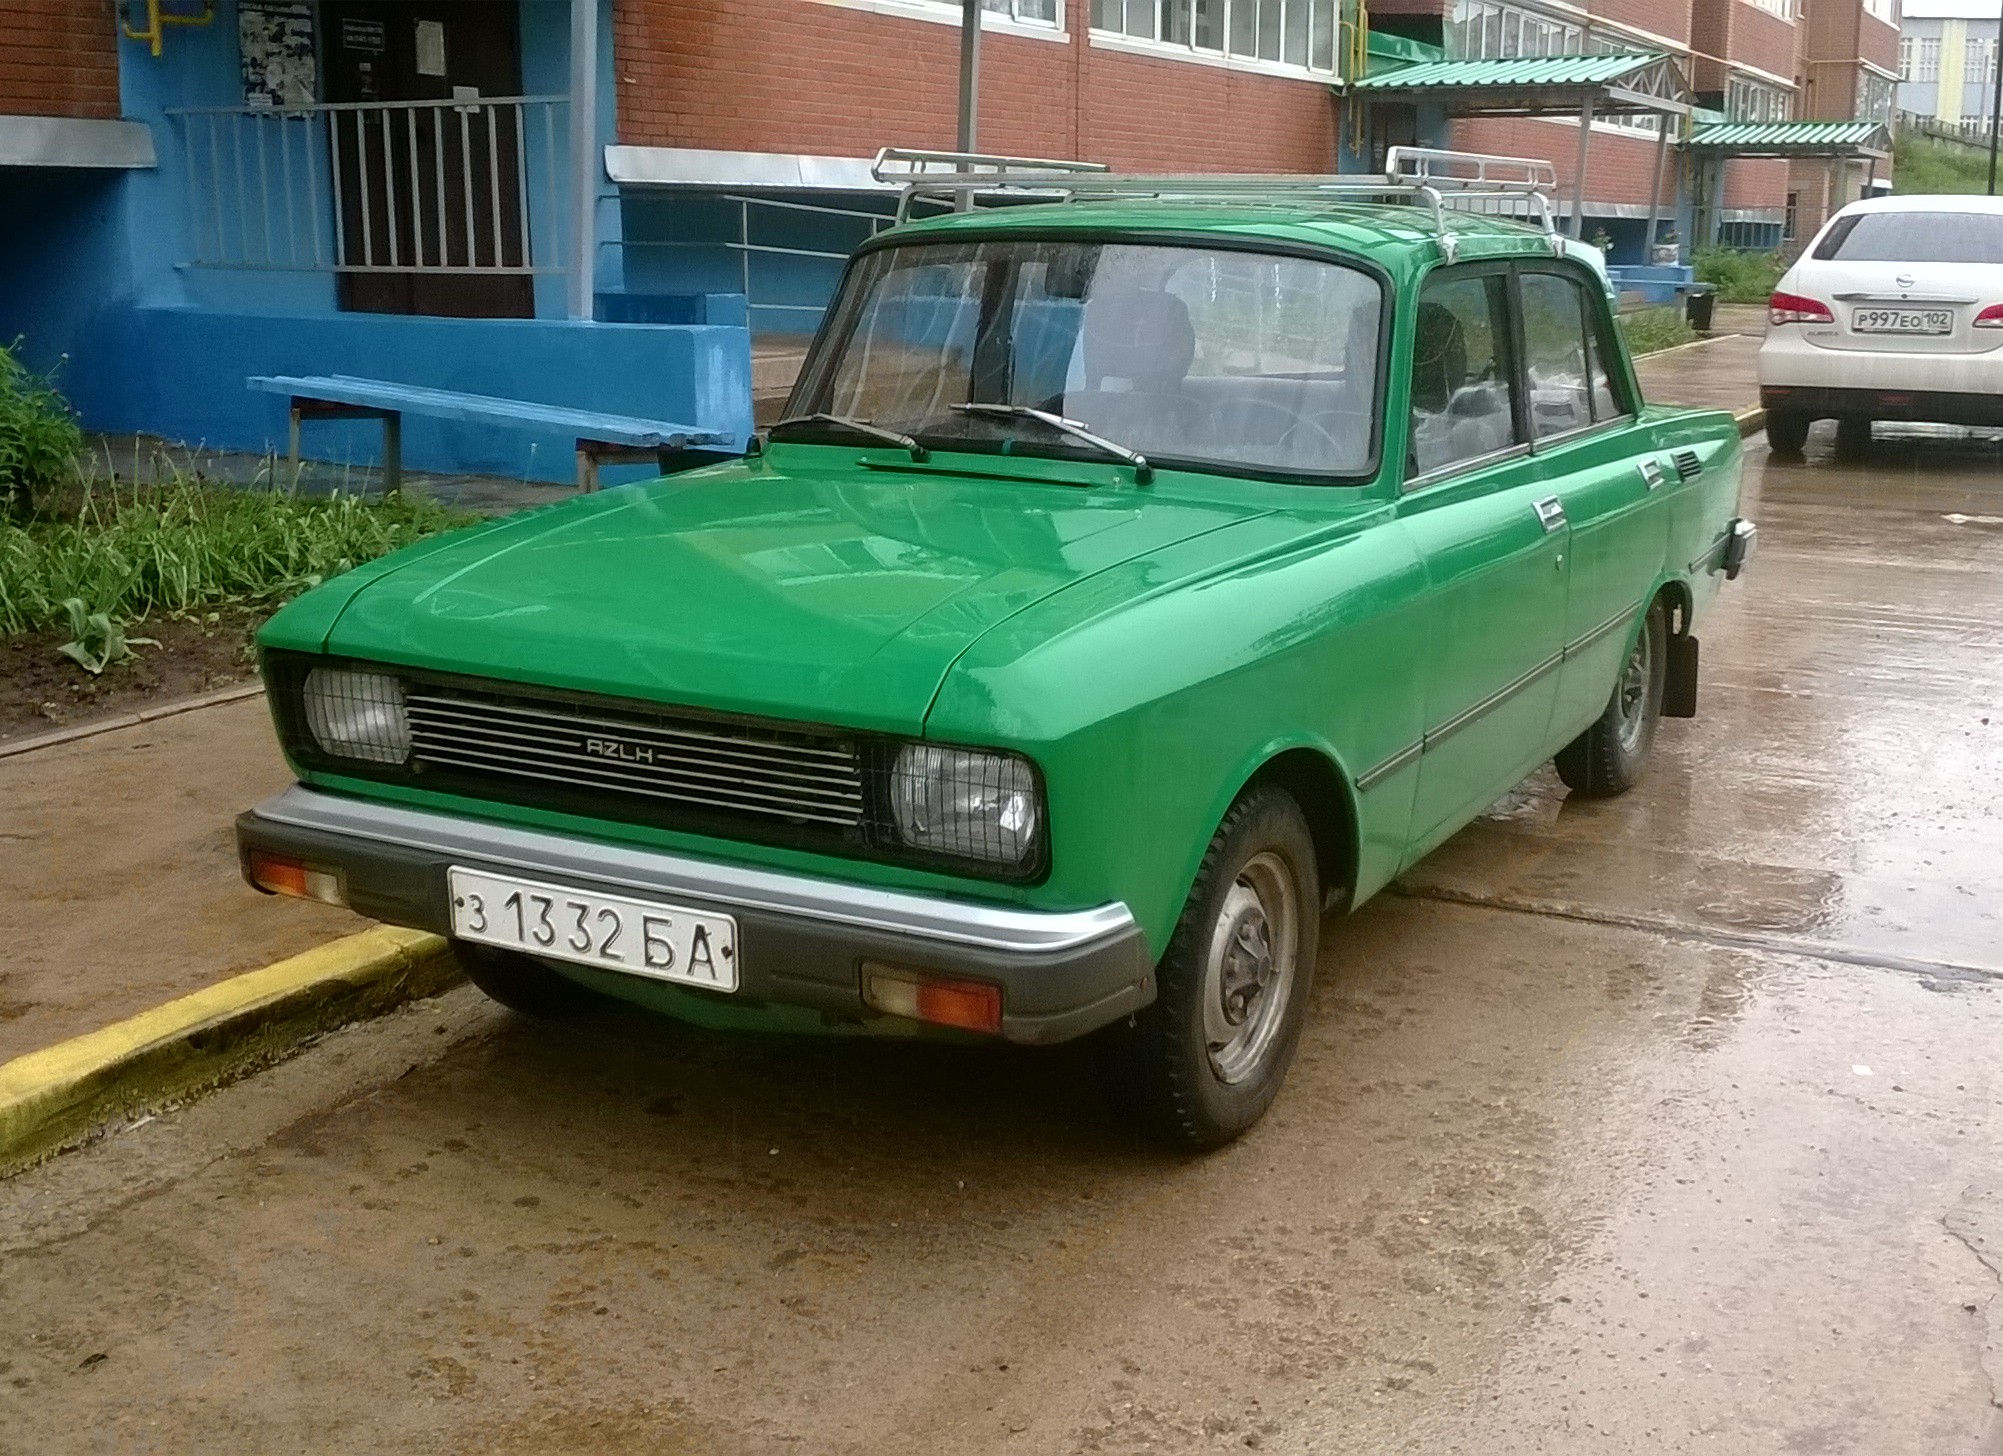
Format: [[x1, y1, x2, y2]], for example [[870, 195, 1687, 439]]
[[1685, 284, 1717, 332]]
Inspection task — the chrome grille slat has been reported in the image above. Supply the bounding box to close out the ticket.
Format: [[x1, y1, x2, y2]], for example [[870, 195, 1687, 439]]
[[404, 692, 856, 763], [410, 735, 864, 811], [403, 707, 862, 793], [410, 744, 863, 827], [400, 685, 867, 832]]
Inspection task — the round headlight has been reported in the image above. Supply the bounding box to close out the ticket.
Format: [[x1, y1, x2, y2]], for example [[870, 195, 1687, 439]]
[[302, 666, 411, 764], [890, 744, 1040, 869]]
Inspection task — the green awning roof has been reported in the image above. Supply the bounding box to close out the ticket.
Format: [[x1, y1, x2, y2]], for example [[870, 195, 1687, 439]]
[[1683, 119, 1891, 158], [1346, 51, 1692, 118]]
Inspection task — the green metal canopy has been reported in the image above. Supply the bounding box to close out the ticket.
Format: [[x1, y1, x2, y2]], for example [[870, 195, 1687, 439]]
[[1346, 52, 1692, 118], [1682, 119, 1891, 158]]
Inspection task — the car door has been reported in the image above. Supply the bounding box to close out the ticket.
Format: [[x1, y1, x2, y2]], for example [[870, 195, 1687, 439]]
[[1398, 264, 1570, 861], [1513, 264, 1668, 738]]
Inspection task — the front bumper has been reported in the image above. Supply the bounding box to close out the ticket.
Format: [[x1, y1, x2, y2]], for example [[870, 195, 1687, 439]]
[[237, 786, 1155, 1045]]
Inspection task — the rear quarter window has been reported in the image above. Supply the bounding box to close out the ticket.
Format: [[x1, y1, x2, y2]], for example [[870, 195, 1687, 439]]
[[1812, 211, 2003, 265]]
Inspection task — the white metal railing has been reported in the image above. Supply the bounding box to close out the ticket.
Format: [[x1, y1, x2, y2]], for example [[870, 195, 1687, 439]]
[[164, 96, 567, 274]]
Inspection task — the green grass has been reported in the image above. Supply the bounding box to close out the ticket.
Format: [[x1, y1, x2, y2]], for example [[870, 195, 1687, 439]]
[[1692, 247, 1786, 304], [1891, 132, 1998, 196], [1619, 306, 1696, 357], [0, 475, 473, 638]]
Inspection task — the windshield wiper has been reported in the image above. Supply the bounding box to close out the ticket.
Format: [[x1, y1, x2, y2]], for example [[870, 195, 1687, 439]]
[[769, 412, 928, 461], [950, 403, 1154, 484]]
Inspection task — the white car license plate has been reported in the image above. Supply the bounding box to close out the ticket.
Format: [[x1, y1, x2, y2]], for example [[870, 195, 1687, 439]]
[[447, 867, 739, 992], [1852, 308, 1953, 336]]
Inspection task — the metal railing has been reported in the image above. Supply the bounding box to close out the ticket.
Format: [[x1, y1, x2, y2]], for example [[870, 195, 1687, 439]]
[[164, 95, 567, 274]]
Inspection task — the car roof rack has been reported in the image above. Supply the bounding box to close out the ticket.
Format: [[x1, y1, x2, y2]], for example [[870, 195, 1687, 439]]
[[871, 145, 1560, 246]]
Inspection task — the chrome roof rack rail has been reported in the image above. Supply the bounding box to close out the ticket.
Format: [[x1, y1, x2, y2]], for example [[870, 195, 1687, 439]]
[[871, 145, 1559, 233]]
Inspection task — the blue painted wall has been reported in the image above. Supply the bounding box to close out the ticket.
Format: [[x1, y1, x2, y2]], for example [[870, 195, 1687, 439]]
[[0, 0, 749, 484]]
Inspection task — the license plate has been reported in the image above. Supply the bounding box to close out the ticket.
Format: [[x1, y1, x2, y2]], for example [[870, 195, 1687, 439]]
[[447, 867, 739, 991], [1852, 308, 1953, 335]]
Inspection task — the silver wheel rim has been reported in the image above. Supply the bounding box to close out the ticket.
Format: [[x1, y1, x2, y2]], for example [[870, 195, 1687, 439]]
[[1616, 625, 1653, 754], [1201, 850, 1299, 1085]]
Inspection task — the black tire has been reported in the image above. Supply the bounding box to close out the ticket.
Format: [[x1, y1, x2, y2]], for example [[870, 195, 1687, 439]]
[[1835, 416, 1872, 459], [1554, 598, 1669, 798], [457, 941, 599, 1019], [1095, 785, 1319, 1150], [1765, 411, 1809, 455]]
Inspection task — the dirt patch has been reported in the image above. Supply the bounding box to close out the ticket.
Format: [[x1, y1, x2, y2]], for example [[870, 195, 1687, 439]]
[[0, 610, 265, 744]]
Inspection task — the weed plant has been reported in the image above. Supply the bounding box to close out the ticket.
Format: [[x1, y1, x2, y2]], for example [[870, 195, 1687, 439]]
[[1619, 306, 1697, 356], [0, 344, 83, 523], [0, 471, 471, 637], [1692, 248, 1787, 304]]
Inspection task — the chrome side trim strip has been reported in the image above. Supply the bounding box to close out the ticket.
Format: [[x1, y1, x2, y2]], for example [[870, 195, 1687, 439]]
[[255, 786, 1135, 956], [1423, 649, 1565, 751], [1355, 740, 1423, 793], [1564, 602, 1637, 659]]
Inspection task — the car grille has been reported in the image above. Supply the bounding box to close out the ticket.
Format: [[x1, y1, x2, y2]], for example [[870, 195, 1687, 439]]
[[402, 687, 867, 831]]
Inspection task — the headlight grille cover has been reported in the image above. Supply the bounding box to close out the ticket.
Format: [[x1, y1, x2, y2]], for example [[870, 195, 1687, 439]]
[[302, 667, 412, 764], [890, 744, 1041, 868]]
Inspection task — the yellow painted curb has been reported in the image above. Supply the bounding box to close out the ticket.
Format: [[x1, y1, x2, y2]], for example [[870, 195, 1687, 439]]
[[1735, 407, 1766, 437], [0, 926, 460, 1177]]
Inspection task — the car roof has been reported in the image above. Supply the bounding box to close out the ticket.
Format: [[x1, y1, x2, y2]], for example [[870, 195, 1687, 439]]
[[1834, 192, 2003, 216], [880, 196, 1570, 267]]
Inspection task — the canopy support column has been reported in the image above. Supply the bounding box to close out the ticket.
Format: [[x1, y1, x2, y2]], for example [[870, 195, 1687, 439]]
[[1644, 117, 1669, 256], [1571, 93, 1594, 238], [566, 0, 599, 320], [956, 0, 982, 210]]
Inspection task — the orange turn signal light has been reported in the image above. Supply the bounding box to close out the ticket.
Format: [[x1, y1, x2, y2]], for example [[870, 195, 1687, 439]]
[[247, 849, 345, 906], [862, 965, 1003, 1035]]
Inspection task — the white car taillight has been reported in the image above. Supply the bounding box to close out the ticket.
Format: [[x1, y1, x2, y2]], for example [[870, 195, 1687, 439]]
[[1769, 290, 1834, 326], [1974, 304, 2003, 330]]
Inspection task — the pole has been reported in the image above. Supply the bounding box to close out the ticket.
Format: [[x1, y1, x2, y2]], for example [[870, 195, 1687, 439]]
[[958, 0, 982, 151], [567, 0, 598, 320], [1644, 115, 1669, 258], [1989, 25, 2002, 195], [1571, 93, 1594, 238], [956, 0, 982, 211]]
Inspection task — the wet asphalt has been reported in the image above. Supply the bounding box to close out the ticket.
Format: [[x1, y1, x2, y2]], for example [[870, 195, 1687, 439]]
[[2, 425, 2001, 1456]]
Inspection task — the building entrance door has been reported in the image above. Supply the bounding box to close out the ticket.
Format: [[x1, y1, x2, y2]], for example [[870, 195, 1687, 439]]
[[323, 1, 534, 318]]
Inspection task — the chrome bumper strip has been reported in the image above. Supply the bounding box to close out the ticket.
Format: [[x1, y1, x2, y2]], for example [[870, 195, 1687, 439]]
[[252, 785, 1136, 958]]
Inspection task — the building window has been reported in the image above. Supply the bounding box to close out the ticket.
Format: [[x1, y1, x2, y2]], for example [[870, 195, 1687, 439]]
[[1914, 36, 1940, 82], [1899, 35, 1914, 79], [1449, 0, 1583, 61], [1727, 73, 1792, 123], [1965, 36, 1997, 90], [1093, 0, 1338, 72], [1857, 69, 1895, 120], [1863, 0, 1894, 22], [1742, 0, 1794, 21]]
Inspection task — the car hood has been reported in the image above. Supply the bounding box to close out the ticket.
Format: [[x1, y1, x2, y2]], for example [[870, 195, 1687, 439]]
[[322, 449, 1272, 732]]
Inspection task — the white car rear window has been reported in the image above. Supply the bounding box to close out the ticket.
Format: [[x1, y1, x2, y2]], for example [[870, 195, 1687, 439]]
[[1812, 211, 2003, 265]]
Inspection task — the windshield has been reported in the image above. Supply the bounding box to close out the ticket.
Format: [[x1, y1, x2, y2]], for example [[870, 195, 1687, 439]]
[[1813, 211, 2003, 265], [788, 238, 1384, 479]]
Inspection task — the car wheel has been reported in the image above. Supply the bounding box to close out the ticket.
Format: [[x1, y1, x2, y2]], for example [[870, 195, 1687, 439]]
[[1554, 598, 1668, 798], [1765, 411, 1809, 455], [1835, 416, 1872, 459], [457, 941, 599, 1019], [1096, 785, 1319, 1150]]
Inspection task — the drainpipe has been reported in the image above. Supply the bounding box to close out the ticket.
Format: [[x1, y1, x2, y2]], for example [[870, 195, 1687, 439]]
[[568, 0, 599, 320]]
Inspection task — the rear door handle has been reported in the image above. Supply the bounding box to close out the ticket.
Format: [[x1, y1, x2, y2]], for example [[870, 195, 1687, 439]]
[[1533, 496, 1566, 533]]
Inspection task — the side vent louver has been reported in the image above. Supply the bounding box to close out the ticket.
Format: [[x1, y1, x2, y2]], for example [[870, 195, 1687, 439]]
[[1672, 449, 1702, 482]]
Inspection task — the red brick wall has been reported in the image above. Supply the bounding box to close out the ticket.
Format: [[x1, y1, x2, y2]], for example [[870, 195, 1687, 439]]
[[1723, 156, 1787, 208], [1727, 5, 1799, 83], [613, 0, 1337, 171], [1454, 116, 1672, 206], [1589, 0, 1691, 49], [0, 0, 120, 119]]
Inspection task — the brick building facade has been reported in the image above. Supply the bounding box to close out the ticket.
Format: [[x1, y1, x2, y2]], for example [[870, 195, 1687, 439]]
[[0, 0, 122, 120]]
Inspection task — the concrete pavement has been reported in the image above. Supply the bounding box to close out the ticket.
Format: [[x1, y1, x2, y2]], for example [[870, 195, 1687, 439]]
[[3, 425, 2001, 1454]]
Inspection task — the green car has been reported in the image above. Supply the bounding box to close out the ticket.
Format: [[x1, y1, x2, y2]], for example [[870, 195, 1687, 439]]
[[238, 158, 1753, 1148]]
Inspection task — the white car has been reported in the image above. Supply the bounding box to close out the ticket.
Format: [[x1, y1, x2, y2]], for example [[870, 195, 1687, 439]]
[[1758, 193, 2003, 455]]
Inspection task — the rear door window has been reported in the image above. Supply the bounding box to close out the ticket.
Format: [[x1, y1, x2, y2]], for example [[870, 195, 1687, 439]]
[[1812, 211, 2003, 264], [1408, 270, 1522, 479], [1518, 268, 1629, 438]]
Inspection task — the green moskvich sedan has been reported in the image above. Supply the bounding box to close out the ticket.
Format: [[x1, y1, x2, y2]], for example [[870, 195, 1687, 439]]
[[238, 156, 1754, 1147]]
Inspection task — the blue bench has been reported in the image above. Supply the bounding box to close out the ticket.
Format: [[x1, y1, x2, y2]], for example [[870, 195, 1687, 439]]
[[247, 375, 733, 492]]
